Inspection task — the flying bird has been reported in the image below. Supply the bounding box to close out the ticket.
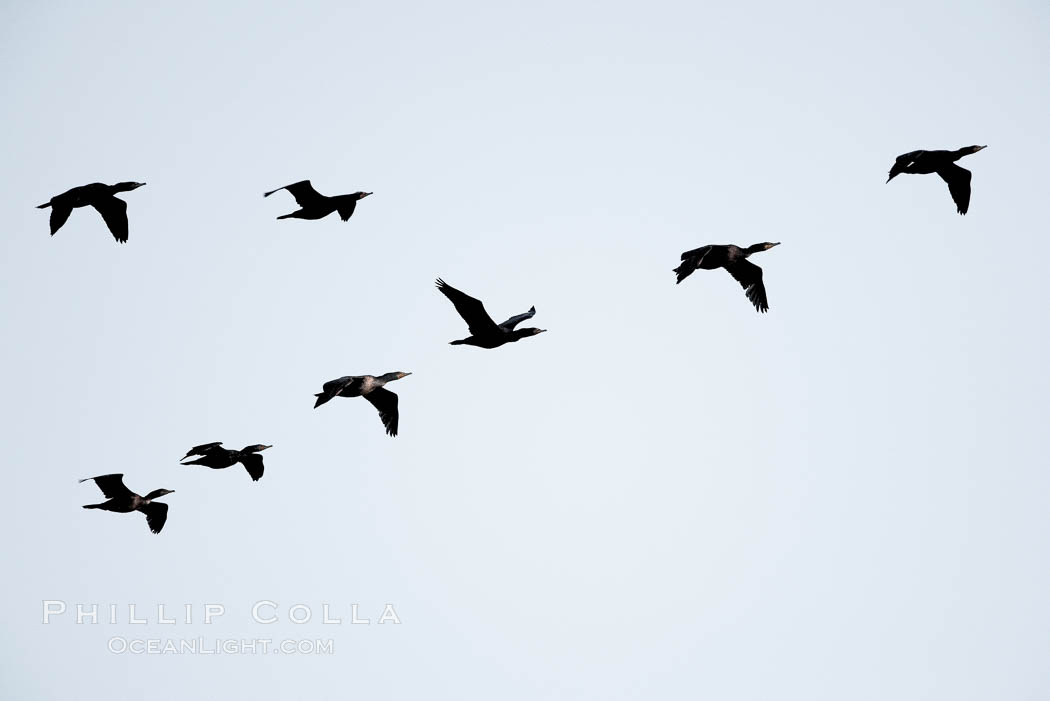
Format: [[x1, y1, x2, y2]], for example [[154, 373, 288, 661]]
[[180, 442, 272, 482], [80, 474, 174, 534], [36, 181, 146, 243], [313, 372, 412, 437], [263, 180, 372, 221], [674, 243, 781, 313], [435, 278, 546, 348], [886, 145, 987, 214]]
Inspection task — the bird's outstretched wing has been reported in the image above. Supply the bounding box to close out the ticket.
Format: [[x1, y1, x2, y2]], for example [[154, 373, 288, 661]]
[[91, 197, 130, 243], [240, 453, 265, 481], [140, 502, 168, 534], [725, 259, 769, 313], [499, 306, 536, 330], [79, 474, 133, 499], [315, 376, 358, 408], [435, 279, 499, 335], [674, 246, 710, 284], [49, 203, 73, 235], [936, 163, 973, 215], [680, 245, 712, 261], [364, 387, 399, 437], [183, 442, 223, 459], [887, 150, 924, 181], [322, 376, 358, 395], [336, 200, 357, 221], [264, 180, 325, 208]]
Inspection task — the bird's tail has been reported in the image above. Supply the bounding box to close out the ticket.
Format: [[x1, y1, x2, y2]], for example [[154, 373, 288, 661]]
[[673, 262, 695, 284], [449, 339, 468, 345], [82, 504, 101, 509], [314, 391, 334, 408], [36, 202, 51, 209]]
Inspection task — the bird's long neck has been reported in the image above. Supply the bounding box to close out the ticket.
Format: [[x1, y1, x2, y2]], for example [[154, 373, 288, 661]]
[[110, 182, 140, 194], [142, 489, 166, 500], [743, 243, 766, 256], [949, 146, 980, 161]]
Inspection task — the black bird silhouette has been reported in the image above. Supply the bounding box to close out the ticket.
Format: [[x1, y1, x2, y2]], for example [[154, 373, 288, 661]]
[[313, 373, 412, 437], [435, 279, 546, 348], [886, 145, 987, 214], [80, 474, 174, 534], [37, 181, 146, 243], [180, 442, 272, 482], [263, 180, 372, 221], [674, 243, 781, 313]]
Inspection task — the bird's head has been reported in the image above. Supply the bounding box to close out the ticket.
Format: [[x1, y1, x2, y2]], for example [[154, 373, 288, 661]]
[[244, 444, 272, 453], [381, 371, 412, 382], [116, 182, 147, 192], [144, 488, 175, 500], [746, 242, 780, 255], [520, 328, 547, 337], [354, 192, 373, 200], [966, 145, 988, 154]]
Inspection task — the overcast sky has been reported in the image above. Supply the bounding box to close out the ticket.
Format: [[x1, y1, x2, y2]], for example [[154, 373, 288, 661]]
[[2, 1, 1048, 699]]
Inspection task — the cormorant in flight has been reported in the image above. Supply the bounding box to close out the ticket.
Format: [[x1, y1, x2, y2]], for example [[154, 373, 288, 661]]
[[435, 278, 546, 348], [80, 474, 173, 534], [263, 180, 372, 221], [180, 442, 272, 482], [37, 181, 146, 243], [674, 243, 781, 313], [886, 145, 986, 214], [313, 373, 412, 437]]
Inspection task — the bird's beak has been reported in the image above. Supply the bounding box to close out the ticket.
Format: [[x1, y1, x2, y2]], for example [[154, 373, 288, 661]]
[[770, 242, 781, 247], [977, 145, 987, 150], [261, 445, 273, 451], [361, 192, 373, 198], [401, 372, 412, 378]]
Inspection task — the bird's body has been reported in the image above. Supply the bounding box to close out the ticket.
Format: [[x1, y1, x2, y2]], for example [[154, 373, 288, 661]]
[[673, 242, 780, 313], [36, 181, 146, 243], [435, 279, 546, 348], [180, 442, 272, 481], [313, 372, 411, 437], [263, 180, 371, 221], [80, 474, 173, 534], [886, 145, 986, 214]]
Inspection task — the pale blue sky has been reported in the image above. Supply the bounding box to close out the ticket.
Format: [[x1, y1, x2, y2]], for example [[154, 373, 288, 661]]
[[2, 1, 1048, 699]]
